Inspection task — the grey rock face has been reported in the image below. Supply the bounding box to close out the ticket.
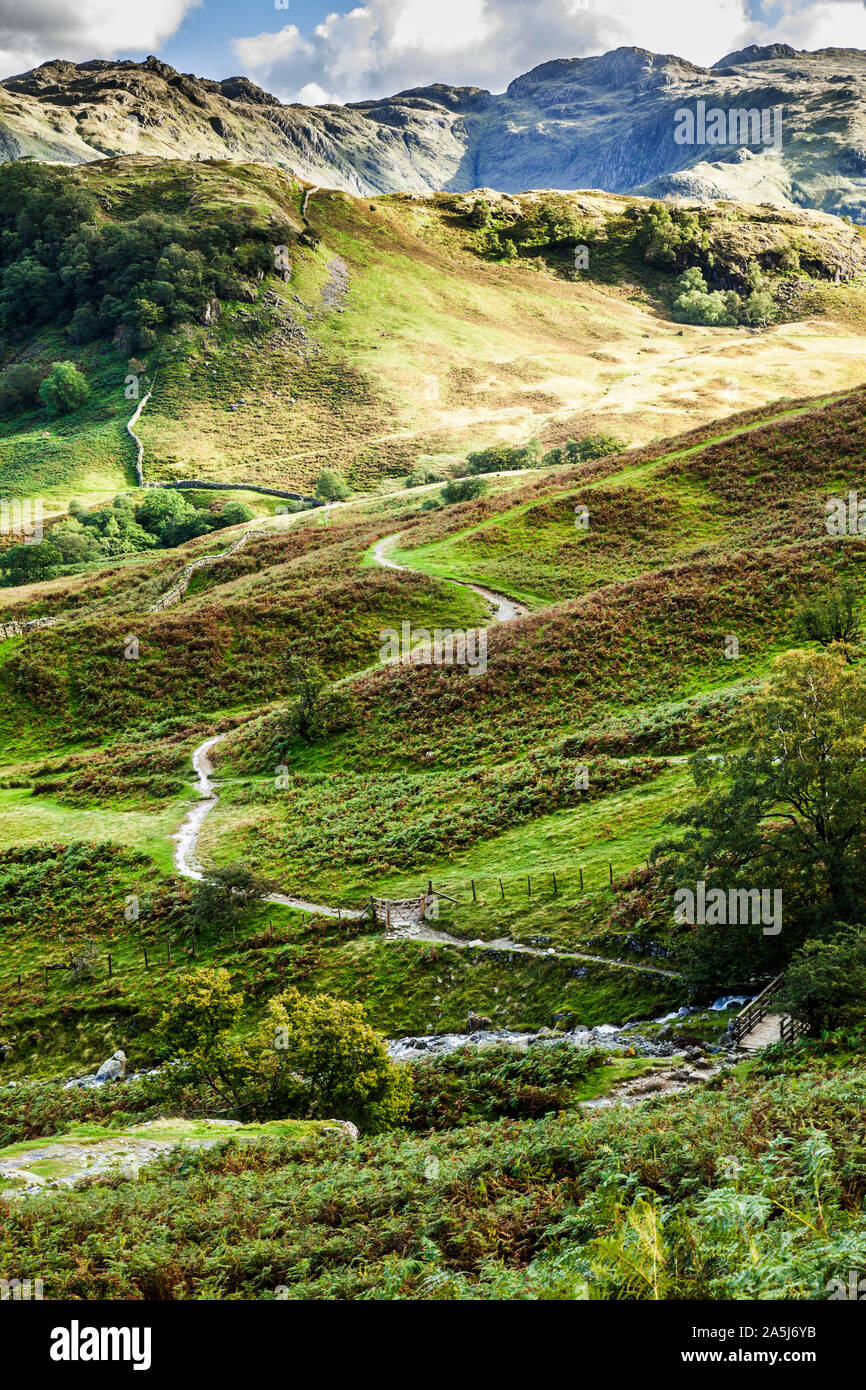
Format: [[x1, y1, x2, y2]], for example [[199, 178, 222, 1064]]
[[1, 46, 866, 218]]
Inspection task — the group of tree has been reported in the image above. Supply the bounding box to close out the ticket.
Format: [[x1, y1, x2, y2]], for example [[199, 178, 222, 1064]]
[[0, 162, 294, 353], [671, 264, 776, 328], [0, 360, 89, 418], [155, 968, 411, 1130], [465, 433, 626, 476], [655, 629, 866, 1034], [0, 489, 255, 585], [471, 195, 592, 263]]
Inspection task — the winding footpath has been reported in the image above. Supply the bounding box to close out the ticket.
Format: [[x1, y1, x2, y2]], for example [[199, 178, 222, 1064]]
[[170, 534, 676, 978]]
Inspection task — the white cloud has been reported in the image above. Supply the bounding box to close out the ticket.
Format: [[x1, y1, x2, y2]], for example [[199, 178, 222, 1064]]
[[740, 0, 866, 52], [231, 0, 753, 104], [297, 81, 332, 104], [232, 0, 866, 106], [0, 0, 200, 78]]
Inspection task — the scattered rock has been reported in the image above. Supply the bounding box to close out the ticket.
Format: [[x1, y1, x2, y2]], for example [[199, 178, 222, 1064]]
[[466, 1012, 492, 1031], [322, 1120, 359, 1140]]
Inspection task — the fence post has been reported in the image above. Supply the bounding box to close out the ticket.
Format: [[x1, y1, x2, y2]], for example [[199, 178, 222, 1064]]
[[108, 954, 112, 978], [144, 948, 149, 970], [471, 879, 477, 902], [527, 875, 531, 897], [609, 862, 613, 886], [44, 966, 48, 988], [579, 867, 584, 892], [552, 871, 557, 897], [499, 878, 505, 900], [167, 940, 172, 965]]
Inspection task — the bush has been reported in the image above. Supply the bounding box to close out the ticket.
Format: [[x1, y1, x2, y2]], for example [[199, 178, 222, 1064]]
[[314, 470, 350, 502], [38, 360, 89, 415], [0, 363, 42, 415], [407, 1043, 607, 1129], [404, 462, 445, 488], [155, 970, 411, 1129], [441, 477, 488, 505]]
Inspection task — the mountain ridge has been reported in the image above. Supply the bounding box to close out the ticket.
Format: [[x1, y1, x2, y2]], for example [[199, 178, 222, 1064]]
[[0, 45, 865, 217]]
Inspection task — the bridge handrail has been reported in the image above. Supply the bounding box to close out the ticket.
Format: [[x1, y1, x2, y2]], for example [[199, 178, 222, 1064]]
[[730, 974, 784, 1044]]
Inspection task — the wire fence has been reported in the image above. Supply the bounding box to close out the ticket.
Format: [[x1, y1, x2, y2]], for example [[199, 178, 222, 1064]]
[[2, 859, 651, 1001]]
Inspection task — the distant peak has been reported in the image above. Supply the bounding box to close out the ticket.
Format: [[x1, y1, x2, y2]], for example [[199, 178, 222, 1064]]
[[713, 43, 797, 68]]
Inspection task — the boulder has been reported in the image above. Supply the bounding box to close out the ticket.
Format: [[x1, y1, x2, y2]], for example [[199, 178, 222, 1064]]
[[94, 1050, 127, 1083], [322, 1120, 359, 1140], [466, 1011, 492, 1031]]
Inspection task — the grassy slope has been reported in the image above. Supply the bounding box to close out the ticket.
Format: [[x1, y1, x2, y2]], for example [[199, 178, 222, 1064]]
[[4, 162, 866, 506], [2, 383, 866, 1077]]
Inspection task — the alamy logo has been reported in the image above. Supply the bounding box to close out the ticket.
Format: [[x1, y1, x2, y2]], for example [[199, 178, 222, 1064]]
[[1, 1277, 43, 1300], [825, 490, 866, 535], [673, 880, 782, 936], [828, 1270, 866, 1300], [0, 497, 43, 544], [379, 621, 487, 675], [674, 101, 783, 151], [49, 1320, 151, 1371]]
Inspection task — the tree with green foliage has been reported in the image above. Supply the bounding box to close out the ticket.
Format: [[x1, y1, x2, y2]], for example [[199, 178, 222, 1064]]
[[276, 655, 355, 748], [46, 518, 102, 565], [655, 650, 866, 994], [38, 361, 89, 415], [155, 969, 411, 1128], [544, 433, 628, 466], [441, 476, 488, 504], [777, 928, 866, 1033], [314, 470, 350, 502], [261, 987, 412, 1126], [794, 581, 861, 661], [215, 500, 255, 529], [466, 439, 542, 474], [0, 363, 42, 415], [637, 202, 709, 270], [0, 542, 62, 585], [133, 489, 198, 543], [405, 461, 445, 488], [190, 863, 273, 937], [468, 198, 491, 229], [672, 267, 736, 327]]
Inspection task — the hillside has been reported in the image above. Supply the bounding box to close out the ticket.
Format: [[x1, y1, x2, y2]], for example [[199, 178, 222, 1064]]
[[3, 46, 866, 219], [2, 157, 866, 509], [1, 382, 865, 1055], [4, 115, 866, 1315]]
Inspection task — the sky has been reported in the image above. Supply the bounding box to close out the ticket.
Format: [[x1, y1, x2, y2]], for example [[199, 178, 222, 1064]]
[[1, 0, 866, 104]]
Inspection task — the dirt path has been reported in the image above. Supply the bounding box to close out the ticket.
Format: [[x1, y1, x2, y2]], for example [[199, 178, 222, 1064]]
[[372, 533, 528, 623], [171, 540, 677, 977], [172, 740, 676, 974]]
